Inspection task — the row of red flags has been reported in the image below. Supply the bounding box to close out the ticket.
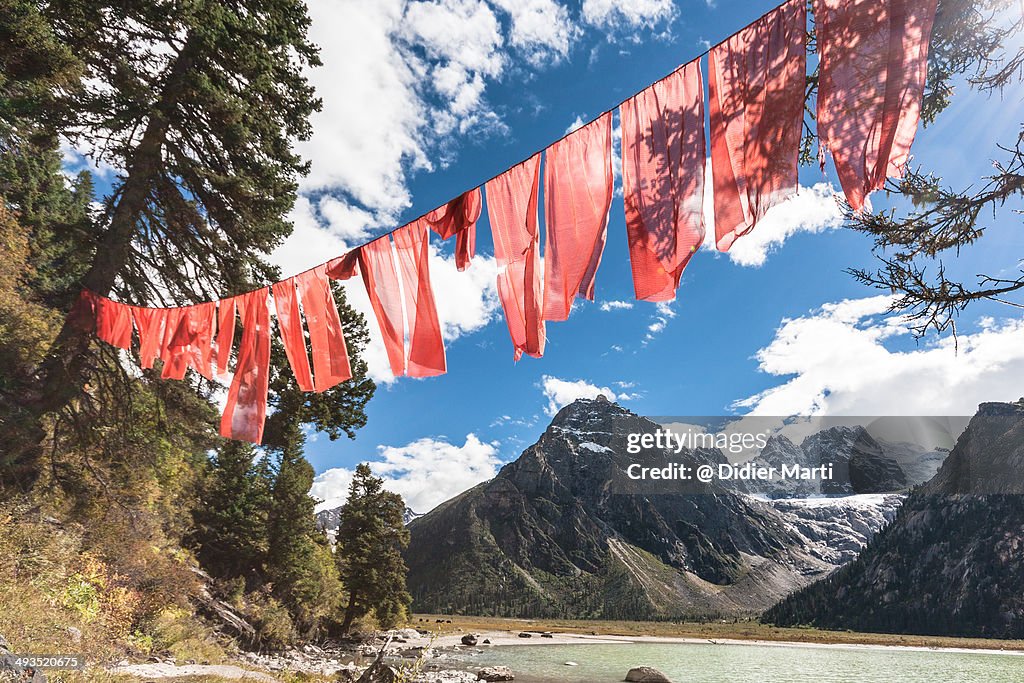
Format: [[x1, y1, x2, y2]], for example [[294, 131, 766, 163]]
[[74, 0, 938, 444]]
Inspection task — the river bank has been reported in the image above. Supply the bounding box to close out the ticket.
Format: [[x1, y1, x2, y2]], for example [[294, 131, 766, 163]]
[[96, 618, 1024, 683], [103, 625, 1024, 683], [412, 614, 1024, 653]]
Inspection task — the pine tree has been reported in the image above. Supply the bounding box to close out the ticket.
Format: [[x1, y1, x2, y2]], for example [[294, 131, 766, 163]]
[[189, 441, 272, 584], [7, 0, 325, 479], [335, 464, 412, 633], [264, 433, 343, 637], [3, 0, 376, 498]]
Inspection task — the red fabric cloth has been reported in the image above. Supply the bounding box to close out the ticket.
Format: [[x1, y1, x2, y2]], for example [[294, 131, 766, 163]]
[[216, 297, 237, 377], [132, 306, 167, 369], [358, 237, 407, 377], [162, 302, 216, 380], [99, 296, 133, 350], [159, 307, 184, 368], [424, 189, 482, 271], [709, 0, 805, 251], [295, 265, 352, 392], [84, 292, 134, 350], [542, 112, 613, 321], [325, 251, 359, 281], [220, 289, 271, 444], [485, 153, 546, 360], [620, 59, 706, 302], [272, 277, 315, 391], [394, 220, 446, 377], [815, 0, 938, 211]]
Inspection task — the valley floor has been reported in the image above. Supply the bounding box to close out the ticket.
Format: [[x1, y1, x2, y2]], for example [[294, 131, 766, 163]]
[[412, 614, 1024, 654]]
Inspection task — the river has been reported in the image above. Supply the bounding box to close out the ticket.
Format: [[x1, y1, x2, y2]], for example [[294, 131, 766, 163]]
[[446, 641, 1024, 682]]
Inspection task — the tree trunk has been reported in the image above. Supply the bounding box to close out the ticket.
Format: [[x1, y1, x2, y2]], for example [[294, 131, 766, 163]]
[[341, 589, 359, 635], [4, 35, 199, 482]]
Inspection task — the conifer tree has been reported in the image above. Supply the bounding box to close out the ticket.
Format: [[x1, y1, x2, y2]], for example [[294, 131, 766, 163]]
[[3, 0, 326, 479], [189, 441, 272, 584], [335, 464, 411, 633], [264, 422, 343, 636]]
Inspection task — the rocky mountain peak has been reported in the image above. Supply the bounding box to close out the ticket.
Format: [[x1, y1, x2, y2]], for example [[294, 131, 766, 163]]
[[924, 401, 1024, 495], [765, 401, 1024, 638], [549, 396, 634, 431], [404, 398, 861, 620]]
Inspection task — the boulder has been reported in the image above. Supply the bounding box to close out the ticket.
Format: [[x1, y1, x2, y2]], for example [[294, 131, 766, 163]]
[[461, 634, 478, 646], [477, 666, 514, 681], [337, 669, 360, 683], [516, 632, 531, 639], [357, 659, 400, 683], [624, 666, 672, 682]]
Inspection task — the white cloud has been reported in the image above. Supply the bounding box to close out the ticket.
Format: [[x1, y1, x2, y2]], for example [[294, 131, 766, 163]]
[[611, 118, 623, 195], [644, 299, 676, 341], [736, 296, 1024, 416], [489, 0, 578, 66], [299, 0, 428, 219], [310, 433, 501, 514], [540, 375, 635, 415], [581, 0, 676, 30], [59, 140, 116, 181], [565, 114, 587, 134], [655, 301, 676, 318], [429, 243, 502, 342], [402, 0, 508, 136], [271, 197, 351, 275], [600, 300, 634, 311], [703, 182, 845, 267]]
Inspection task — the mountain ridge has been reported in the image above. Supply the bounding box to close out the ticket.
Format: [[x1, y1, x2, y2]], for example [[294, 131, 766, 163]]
[[763, 400, 1024, 638], [403, 397, 898, 619]]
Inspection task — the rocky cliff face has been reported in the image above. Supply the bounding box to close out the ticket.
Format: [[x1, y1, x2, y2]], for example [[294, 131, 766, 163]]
[[763, 401, 1024, 638], [746, 427, 912, 498], [403, 397, 882, 620]]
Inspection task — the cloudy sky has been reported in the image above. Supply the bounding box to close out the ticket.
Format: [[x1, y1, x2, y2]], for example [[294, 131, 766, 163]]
[[104, 0, 1024, 513]]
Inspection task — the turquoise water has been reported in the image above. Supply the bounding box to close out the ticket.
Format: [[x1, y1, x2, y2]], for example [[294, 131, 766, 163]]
[[448, 642, 1024, 682]]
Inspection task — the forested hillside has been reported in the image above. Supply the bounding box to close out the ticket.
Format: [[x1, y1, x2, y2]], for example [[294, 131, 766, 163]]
[[0, 0, 410, 657]]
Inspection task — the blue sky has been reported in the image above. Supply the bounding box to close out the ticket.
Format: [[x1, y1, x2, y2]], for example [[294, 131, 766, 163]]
[[64, 0, 1024, 513]]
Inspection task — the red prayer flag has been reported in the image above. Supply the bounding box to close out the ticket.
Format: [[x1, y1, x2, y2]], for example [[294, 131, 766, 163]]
[[543, 112, 613, 321], [132, 306, 166, 369], [815, 0, 938, 211], [159, 307, 184, 367], [485, 153, 546, 360], [394, 220, 446, 377], [272, 277, 315, 391], [710, 0, 805, 251], [424, 189, 482, 271], [295, 265, 352, 392], [325, 251, 359, 281], [162, 302, 216, 380], [95, 294, 133, 350], [358, 237, 407, 377], [220, 288, 271, 444], [620, 59, 706, 302], [216, 296, 237, 377]]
